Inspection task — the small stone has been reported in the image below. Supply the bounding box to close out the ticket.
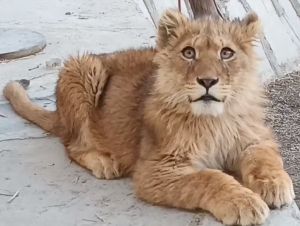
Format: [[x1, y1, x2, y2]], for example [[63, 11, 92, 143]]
[[81, 179, 87, 183], [78, 15, 89, 20], [46, 58, 61, 68], [16, 79, 30, 89]]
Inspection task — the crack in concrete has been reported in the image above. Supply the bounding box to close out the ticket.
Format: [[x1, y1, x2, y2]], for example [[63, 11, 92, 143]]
[[29, 72, 57, 81], [0, 136, 49, 143]]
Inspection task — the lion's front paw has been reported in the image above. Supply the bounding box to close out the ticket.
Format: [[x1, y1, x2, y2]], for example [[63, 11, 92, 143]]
[[246, 169, 295, 208], [213, 188, 269, 226]]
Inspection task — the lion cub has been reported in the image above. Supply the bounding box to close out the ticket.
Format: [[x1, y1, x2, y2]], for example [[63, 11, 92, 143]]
[[3, 8, 294, 226]]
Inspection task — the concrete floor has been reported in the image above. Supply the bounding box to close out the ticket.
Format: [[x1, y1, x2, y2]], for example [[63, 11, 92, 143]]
[[0, 0, 300, 226]]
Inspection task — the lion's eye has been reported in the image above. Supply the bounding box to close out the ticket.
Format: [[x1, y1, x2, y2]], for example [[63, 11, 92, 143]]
[[182, 46, 196, 60], [220, 47, 235, 60]]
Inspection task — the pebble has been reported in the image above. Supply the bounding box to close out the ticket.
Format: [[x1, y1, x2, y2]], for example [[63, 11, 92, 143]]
[[46, 58, 62, 68]]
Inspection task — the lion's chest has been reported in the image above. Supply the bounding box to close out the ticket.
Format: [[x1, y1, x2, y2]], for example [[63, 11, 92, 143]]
[[173, 119, 240, 170]]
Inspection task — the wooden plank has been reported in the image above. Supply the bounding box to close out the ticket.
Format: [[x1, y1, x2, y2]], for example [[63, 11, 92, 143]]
[[142, 0, 192, 27], [238, 0, 283, 78], [246, 0, 300, 74], [289, 0, 300, 17], [183, 0, 194, 19], [278, 0, 300, 43], [223, 1, 275, 81], [142, 0, 159, 26], [134, 0, 155, 26], [270, 0, 285, 17], [187, 0, 224, 19]]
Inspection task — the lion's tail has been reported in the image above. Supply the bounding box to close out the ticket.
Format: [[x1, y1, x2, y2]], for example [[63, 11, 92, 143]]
[[2, 79, 58, 135]]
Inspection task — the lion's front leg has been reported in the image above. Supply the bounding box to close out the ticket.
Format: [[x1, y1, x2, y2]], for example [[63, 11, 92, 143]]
[[238, 140, 295, 208], [133, 159, 269, 226]]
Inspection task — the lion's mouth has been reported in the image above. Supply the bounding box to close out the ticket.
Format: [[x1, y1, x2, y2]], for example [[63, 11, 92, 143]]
[[191, 94, 221, 103]]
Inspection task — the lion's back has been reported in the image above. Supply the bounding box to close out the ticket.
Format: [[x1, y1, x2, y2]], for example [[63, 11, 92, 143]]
[[97, 47, 157, 152], [54, 47, 157, 155]]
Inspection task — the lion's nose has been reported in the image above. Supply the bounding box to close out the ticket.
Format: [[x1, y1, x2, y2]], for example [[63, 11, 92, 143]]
[[196, 78, 219, 89]]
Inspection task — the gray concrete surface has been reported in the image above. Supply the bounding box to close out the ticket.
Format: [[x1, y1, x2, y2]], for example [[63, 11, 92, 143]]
[[0, 0, 300, 225], [0, 29, 46, 60]]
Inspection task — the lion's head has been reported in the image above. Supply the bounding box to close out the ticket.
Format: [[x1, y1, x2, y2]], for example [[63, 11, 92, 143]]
[[153, 9, 262, 117]]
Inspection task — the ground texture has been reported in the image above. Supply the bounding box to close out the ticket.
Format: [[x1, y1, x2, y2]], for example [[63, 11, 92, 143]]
[[266, 72, 300, 206]]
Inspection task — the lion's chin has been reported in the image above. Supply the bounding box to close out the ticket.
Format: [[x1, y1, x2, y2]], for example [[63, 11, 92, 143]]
[[190, 101, 224, 117]]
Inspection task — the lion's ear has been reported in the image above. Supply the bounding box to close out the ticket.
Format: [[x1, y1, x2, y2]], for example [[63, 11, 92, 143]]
[[156, 8, 188, 50], [241, 11, 261, 38]]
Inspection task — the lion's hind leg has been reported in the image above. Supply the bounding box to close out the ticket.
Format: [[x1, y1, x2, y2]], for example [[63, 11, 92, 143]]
[[57, 54, 122, 179]]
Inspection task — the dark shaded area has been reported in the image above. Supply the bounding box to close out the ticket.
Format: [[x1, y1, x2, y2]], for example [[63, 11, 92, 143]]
[[187, 0, 224, 19], [265, 72, 300, 207]]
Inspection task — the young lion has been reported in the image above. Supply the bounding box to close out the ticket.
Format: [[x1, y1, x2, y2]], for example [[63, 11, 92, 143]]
[[3, 8, 294, 226]]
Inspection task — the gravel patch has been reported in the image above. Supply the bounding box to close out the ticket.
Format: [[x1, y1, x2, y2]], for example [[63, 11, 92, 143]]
[[265, 72, 300, 207]]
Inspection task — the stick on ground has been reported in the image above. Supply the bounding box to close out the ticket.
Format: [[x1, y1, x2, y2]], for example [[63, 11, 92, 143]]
[[7, 191, 19, 203]]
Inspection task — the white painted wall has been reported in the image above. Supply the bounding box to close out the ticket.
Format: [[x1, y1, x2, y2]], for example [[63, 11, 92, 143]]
[[137, 0, 300, 82]]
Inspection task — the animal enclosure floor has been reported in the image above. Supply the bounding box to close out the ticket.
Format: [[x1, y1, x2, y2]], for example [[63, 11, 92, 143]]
[[0, 0, 299, 225], [266, 72, 300, 207]]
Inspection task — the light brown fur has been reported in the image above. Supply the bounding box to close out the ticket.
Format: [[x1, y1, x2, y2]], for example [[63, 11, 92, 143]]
[[3, 9, 294, 225]]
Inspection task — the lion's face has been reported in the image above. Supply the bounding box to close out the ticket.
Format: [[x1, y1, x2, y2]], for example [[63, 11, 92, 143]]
[[154, 9, 261, 117]]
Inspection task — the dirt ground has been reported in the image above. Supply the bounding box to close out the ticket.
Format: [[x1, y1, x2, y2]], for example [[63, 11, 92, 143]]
[[265, 72, 300, 207]]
